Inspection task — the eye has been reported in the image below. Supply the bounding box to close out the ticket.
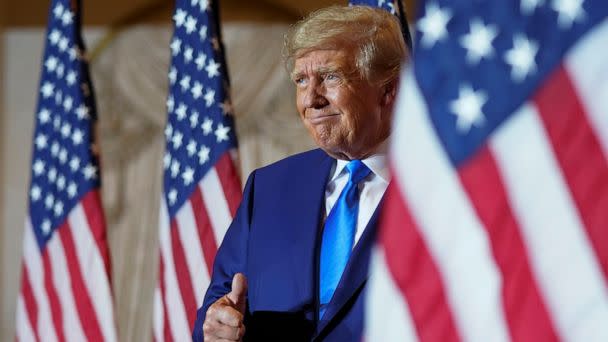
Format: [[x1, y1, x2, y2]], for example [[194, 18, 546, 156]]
[[324, 73, 341, 83], [294, 77, 307, 86]]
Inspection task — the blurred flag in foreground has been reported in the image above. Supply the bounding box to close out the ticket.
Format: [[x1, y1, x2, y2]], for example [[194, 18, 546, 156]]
[[15, 0, 117, 341], [153, 0, 242, 340], [348, 0, 413, 51], [367, 1, 608, 341]]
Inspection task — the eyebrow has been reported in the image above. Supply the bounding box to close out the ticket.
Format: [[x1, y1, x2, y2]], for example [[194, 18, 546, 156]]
[[291, 66, 342, 81]]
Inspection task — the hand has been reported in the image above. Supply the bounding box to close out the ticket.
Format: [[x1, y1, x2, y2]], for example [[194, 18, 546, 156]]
[[203, 273, 248, 341]]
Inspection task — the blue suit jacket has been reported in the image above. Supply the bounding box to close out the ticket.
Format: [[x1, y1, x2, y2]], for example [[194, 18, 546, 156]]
[[192, 148, 383, 341]]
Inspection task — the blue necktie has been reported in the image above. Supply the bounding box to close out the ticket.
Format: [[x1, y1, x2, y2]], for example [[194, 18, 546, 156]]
[[319, 160, 371, 317]]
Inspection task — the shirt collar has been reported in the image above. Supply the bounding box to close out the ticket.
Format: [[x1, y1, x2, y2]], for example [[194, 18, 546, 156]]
[[329, 139, 390, 183]]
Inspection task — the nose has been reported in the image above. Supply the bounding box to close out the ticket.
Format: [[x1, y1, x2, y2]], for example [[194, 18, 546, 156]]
[[301, 80, 329, 109]]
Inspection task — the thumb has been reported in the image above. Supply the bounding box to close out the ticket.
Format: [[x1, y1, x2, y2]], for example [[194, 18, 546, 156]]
[[227, 273, 248, 314]]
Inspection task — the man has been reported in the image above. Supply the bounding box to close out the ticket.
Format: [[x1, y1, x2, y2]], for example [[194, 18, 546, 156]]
[[193, 5, 407, 341]]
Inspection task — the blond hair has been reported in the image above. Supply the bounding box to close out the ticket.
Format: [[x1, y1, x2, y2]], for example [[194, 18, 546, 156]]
[[283, 5, 407, 85]]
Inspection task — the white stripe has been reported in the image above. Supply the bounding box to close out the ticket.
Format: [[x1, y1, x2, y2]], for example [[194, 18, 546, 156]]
[[153, 286, 164, 342], [16, 295, 36, 342], [392, 74, 511, 342], [365, 246, 419, 342], [199, 167, 232, 245], [46, 236, 87, 342], [158, 199, 192, 341], [68, 203, 117, 342], [175, 200, 211, 308], [565, 19, 608, 158], [23, 219, 58, 342], [490, 104, 608, 342]]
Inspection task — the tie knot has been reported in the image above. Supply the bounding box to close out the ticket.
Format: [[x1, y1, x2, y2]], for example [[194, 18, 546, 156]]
[[345, 160, 371, 185]]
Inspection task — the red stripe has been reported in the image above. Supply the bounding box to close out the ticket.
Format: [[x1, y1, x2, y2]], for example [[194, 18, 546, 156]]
[[214, 152, 242, 216], [80, 191, 112, 281], [380, 179, 461, 342], [170, 219, 198, 330], [189, 186, 219, 273], [58, 221, 105, 340], [20, 264, 41, 341], [458, 147, 559, 341], [42, 249, 66, 342], [534, 65, 608, 280], [158, 258, 174, 342]]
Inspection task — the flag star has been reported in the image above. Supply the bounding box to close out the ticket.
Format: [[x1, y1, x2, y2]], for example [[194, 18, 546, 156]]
[[185, 16, 198, 34], [215, 123, 231, 143], [67, 182, 78, 198], [61, 10, 73, 26], [66, 70, 77, 85], [61, 123, 71, 138], [49, 167, 58, 183], [170, 160, 181, 178], [173, 9, 187, 27], [172, 131, 184, 149], [184, 47, 194, 63], [45, 194, 55, 209], [41, 220, 52, 235], [69, 157, 80, 172], [41, 82, 55, 98], [417, 3, 452, 48], [49, 29, 61, 45], [199, 0, 210, 12], [55, 91, 63, 106], [56, 64, 65, 78], [57, 175, 66, 190], [83, 163, 98, 180], [63, 96, 73, 112], [504, 34, 539, 82], [163, 152, 172, 169], [45, 56, 58, 72], [190, 111, 199, 128], [180, 75, 191, 92], [205, 60, 221, 78], [75, 105, 89, 120], [53, 3, 64, 18], [195, 53, 207, 71], [450, 85, 488, 133], [51, 141, 60, 156], [182, 167, 195, 185], [58, 149, 68, 164], [201, 117, 213, 135], [199, 25, 209, 41], [187, 139, 198, 156], [191, 82, 204, 99], [170, 38, 182, 57], [175, 103, 188, 120], [168, 188, 178, 205], [58, 37, 69, 52], [460, 19, 498, 64], [167, 96, 175, 113], [198, 145, 211, 164], [33, 159, 46, 175], [35, 134, 48, 150], [38, 108, 51, 123], [168, 67, 177, 85], [54, 201, 64, 217], [72, 129, 84, 145], [521, 0, 545, 14], [386, 2, 395, 14], [552, 0, 586, 29], [69, 47, 77, 60], [204, 89, 215, 107], [31, 185, 42, 202], [164, 124, 173, 140]]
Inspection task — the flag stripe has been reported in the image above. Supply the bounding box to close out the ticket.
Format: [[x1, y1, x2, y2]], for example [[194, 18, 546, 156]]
[[170, 219, 198, 329], [199, 168, 233, 247], [16, 295, 37, 342], [490, 103, 608, 342], [534, 65, 608, 282], [42, 250, 66, 342], [189, 185, 218, 276], [23, 220, 58, 342], [46, 231, 88, 342], [68, 193, 117, 342], [393, 74, 511, 342], [458, 146, 559, 341], [175, 200, 211, 307], [380, 180, 460, 341], [59, 220, 105, 340], [153, 287, 164, 342], [215, 152, 242, 216], [18, 266, 40, 341]]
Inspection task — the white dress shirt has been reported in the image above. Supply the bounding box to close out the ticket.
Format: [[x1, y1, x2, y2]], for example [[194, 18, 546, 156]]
[[324, 148, 390, 246]]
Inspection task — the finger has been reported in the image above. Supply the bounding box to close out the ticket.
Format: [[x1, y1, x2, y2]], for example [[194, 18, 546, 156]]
[[207, 301, 244, 327], [203, 319, 245, 341], [227, 273, 248, 312]]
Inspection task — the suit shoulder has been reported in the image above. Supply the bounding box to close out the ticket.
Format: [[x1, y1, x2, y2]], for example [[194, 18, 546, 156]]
[[255, 148, 329, 175]]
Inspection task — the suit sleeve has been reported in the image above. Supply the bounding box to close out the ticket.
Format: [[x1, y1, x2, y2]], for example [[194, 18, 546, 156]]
[[192, 170, 256, 341]]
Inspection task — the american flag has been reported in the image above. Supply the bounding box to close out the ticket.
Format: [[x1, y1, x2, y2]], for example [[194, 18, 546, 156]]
[[153, 0, 242, 340], [15, 0, 117, 341], [367, 1, 608, 341], [348, 0, 413, 51]]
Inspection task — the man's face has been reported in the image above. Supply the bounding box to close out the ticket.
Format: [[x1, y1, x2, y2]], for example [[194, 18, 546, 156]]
[[292, 48, 393, 160]]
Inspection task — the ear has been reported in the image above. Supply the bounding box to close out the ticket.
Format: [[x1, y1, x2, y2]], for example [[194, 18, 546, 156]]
[[380, 78, 398, 108]]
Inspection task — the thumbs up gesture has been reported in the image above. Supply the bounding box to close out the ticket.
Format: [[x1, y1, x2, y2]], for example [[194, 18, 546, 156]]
[[203, 273, 248, 341]]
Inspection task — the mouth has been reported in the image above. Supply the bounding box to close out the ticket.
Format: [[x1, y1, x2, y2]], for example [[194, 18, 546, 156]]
[[307, 113, 340, 124]]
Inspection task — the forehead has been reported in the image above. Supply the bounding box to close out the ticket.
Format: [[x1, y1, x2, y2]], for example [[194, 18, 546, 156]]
[[293, 49, 355, 73]]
